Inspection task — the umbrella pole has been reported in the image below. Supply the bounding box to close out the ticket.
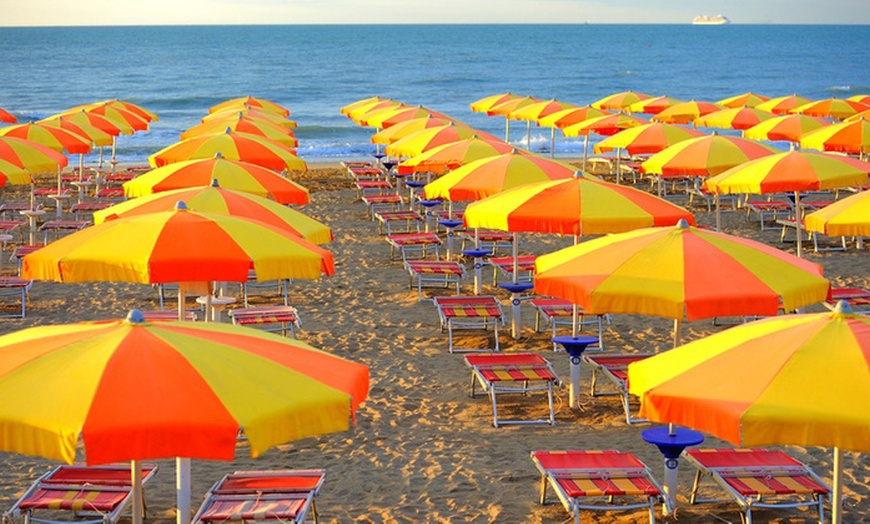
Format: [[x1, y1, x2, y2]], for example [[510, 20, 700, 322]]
[[176, 458, 191, 524], [616, 148, 622, 184], [505, 118, 510, 143], [673, 318, 682, 348], [99, 146, 104, 169], [715, 195, 722, 232], [795, 191, 803, 258], [526, 121, 531, 150], [833, 446, 844, 524], [111, 136, 117, 174], [512, 233, 519, 284], [131, 460, 143, 524], [550, 127, 555, 158], [177, 288, 186, 321], [572, 304, 579, 337], [79, 154, 85, 182], [582, 135, 589, 171]]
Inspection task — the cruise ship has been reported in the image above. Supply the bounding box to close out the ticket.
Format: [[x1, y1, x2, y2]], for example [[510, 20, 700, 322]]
[[692, 14, 730, 25]]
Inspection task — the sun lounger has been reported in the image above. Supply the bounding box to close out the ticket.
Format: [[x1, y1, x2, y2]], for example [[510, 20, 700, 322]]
[[0, 203, 30, 220], [464, 353, 560, 427], [685, 448, 830, 524], [404, 260, 465, 301], [192, 469, 326, 524], [489, 255, 536, 285], [529, 297, 606, 351], [2, 463, 159, 524], [530, 450, 663, 524], [96, 187, 125, 201], [70, 202, 112, 220], [361, 193, 403, 219], [583, 353, 653, 425], [460, 230, 514, 255], [103, 173, 137, 184], [39, 220, 89, 244], [229, 305, 301, 337], [745, 200, 793, 231], [0, 276, 32, 318], [434, 295, 504, 353], [375, 210, 423, 235], [826, 286, 870, 312], [241, 269, 290, 307], [385, 232, 441, 262]]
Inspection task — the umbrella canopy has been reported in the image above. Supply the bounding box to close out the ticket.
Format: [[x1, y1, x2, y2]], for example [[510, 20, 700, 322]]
[[0, 107, 17, 124], [562, 113, 651, 137], [385, 123, 500, 157], [537, 105, 611, 129], [396, 135, 514, 175], [508, 99, 578, 122], [0, 136, 68, 174], [340, 95, 391, 116], [181, 117, 298, 148], [0, 158, 32, 187], [594, 123, 705, 156], [77, 103, 150, 132], [800, 117, 870, 156], [39, 115, 114, 147], [848, 94, 870, 106], [149, 130, 307, 172], [0, 122, 93, 154], [0, 311, 367, 465], [347, 100, 405, 125], [534, 220, 829, 322], [464, 172, 695, 236], [360, 105, 450, 129], [743, 113, 830, 144], [125, 156, 309, 205], [641, 134, 781, 177], [652, 100, 725, 125], [100, 100, 159, 123], [626, 96, 685, 115], [55, 110, 127, 136], [95, 182, 330, 244], [591, 91, 652, 111], [203, 108, 298, 129], [423, 150, 576, 202], [805, 189, 870, 237], [23, 203, 334, 284], [370, 115, 457, 145], [209, 96, 290, 117], [756, 94, 814, 115], [470, 92, 522, 113], [693, 106, 776, 131], [791, 97, 870, 121], [485, 95, 540, 117], [715, 92, 770, 109], [846, 109, 870, 123]]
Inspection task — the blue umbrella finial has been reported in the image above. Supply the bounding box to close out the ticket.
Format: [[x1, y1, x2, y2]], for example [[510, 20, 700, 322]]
[[211, 178, 220, 187], [834, 300, 853, 315], [175, 201, 188, 211], [126, 309, 145, 324], [676, 218, 690, 229]]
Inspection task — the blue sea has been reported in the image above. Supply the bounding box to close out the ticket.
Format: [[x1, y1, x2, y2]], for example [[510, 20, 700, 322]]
[[1, 24, 869, 164]]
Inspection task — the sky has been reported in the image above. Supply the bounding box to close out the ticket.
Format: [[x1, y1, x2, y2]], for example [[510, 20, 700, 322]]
[[1, 0, 868, 26]]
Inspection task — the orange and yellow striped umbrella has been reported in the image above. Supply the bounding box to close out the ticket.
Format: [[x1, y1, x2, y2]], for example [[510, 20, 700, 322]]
[[149, 131, 306, 172], [181, 116, 298, 148], [591, 91, 653, 111], [78, 102, 150, 132], [0, 122, 93, 154], [347, 100, 405, 125], [0, 107, 17, 124], [805, 189, 870, 237], [0, 158, 31, 187], [204, 108, 298, 129], [360, 105, 451, 129], [424, 150, 576, 202], [534, 220, 829, 322], [791, 97, 870, 121], [693, 106, 776, 131], [464, 172, 695, 236], [39, 115, 114, 147], [537, 106, 611, 129], [396, 135, 514, 175], [209, 96, 290, 117], [470, 92, 523, 113], [371, 115, 457, 145], [562, 113, 651, 137], [652, 100, 725, 124], [715, 92, 770, 109], [756, 94, 813, 115], [22, 204, 334, 284], [385, 123, 500, 158], [56, 109, 128, 136], [508, 99, 578, 122], [0, 311, 367, 465], [626, 96, 685, 115], [849, 94, 870, 105], [340, 95, 390, 116], [801, 117, 870, 156], [126, 156, 309, 205], [744, 113, 830, 144], [642, 134, 781, 177], [94, 99, 159, 123], [0, 136, 68, 174], [846, 109, 870, 123], [594, 123, 704, 155], [95, 182, 330, 244]]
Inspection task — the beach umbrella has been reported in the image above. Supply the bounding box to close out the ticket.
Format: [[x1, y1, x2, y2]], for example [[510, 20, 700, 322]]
[[800, 117, 870, 158], [423, 149, 576, 202], [791, 97, 870, 121], [360, 105, 451, 129], [591, 91, 653, 111], [0, 122, 92, 154], [340, 95, 391, 116], [627, 303, 870, 523], [703, 151, 870, 255], [0, 158, 31, 187], [641, 134, 781, 178], [508, 98, 578, 152], [100, 99, 159, 123], [209, 96, 290, 116], [626, 95, 685, 115], [148, 130, 307, 173], [743, 113, 830, 145], [756, 94, 814, 115], [563, 113, 651, 178], [370, 115, 457, 145], [39, 115, 114, 147], [715, 92, 770, 109], [846, 109, 870, 123], [95, 181, 331, 244], [804, 188, 870, 238], [537, 105, 612, 129], [79, 102, 150, 132], [396, 135, 515, 175], [486, 96, 541, 143], [126, 156, 309, 205], [0, 136, 68, 174], [848, 94, 870, 106], [693, 106, 777, 131], [347, 100, 406, 126], [204, 108, 298, 129], [0, 310, 368, 523], [0, 107, 17, 124], [534, 219, 830, 346], [470, 92, 523, 114], [57, 109, 128, 136], [385, 123, 500, 158], [594, 123, 704, 156], [652, 100, 725, 125], [181, 115, 299, 148]]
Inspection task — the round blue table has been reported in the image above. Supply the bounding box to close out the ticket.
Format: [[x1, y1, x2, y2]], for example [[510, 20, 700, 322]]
[[462, 248, 492, 295], [642, 425, 705, 516], [553, 335, 599, 409]]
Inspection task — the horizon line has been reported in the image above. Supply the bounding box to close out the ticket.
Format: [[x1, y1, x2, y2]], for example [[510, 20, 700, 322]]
[[2, 22, 869, 28]]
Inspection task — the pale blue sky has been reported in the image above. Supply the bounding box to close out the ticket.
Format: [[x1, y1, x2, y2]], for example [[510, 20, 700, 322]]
[[1, 0, 868, 26]]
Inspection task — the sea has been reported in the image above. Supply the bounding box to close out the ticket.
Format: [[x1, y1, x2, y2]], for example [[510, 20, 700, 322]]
[[1, 24, 869, 165]]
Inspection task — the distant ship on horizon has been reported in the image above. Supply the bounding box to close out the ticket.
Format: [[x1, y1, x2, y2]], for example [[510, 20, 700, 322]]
[[692, 14, 730, 25]]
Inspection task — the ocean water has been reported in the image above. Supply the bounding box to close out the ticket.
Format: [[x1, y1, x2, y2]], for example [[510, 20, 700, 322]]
[[1, 24, 868, 165]]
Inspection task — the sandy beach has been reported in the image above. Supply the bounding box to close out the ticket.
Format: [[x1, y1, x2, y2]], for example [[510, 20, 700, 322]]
[[0, 162, 869, 523]]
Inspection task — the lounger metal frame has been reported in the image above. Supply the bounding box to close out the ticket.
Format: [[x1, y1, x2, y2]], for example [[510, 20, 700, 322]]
[[433, 295, 504, 353], [584, 353, 653, 425]]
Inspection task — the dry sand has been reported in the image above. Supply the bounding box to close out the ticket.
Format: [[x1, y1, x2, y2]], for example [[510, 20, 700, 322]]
[[0, 163, 869, 523]]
